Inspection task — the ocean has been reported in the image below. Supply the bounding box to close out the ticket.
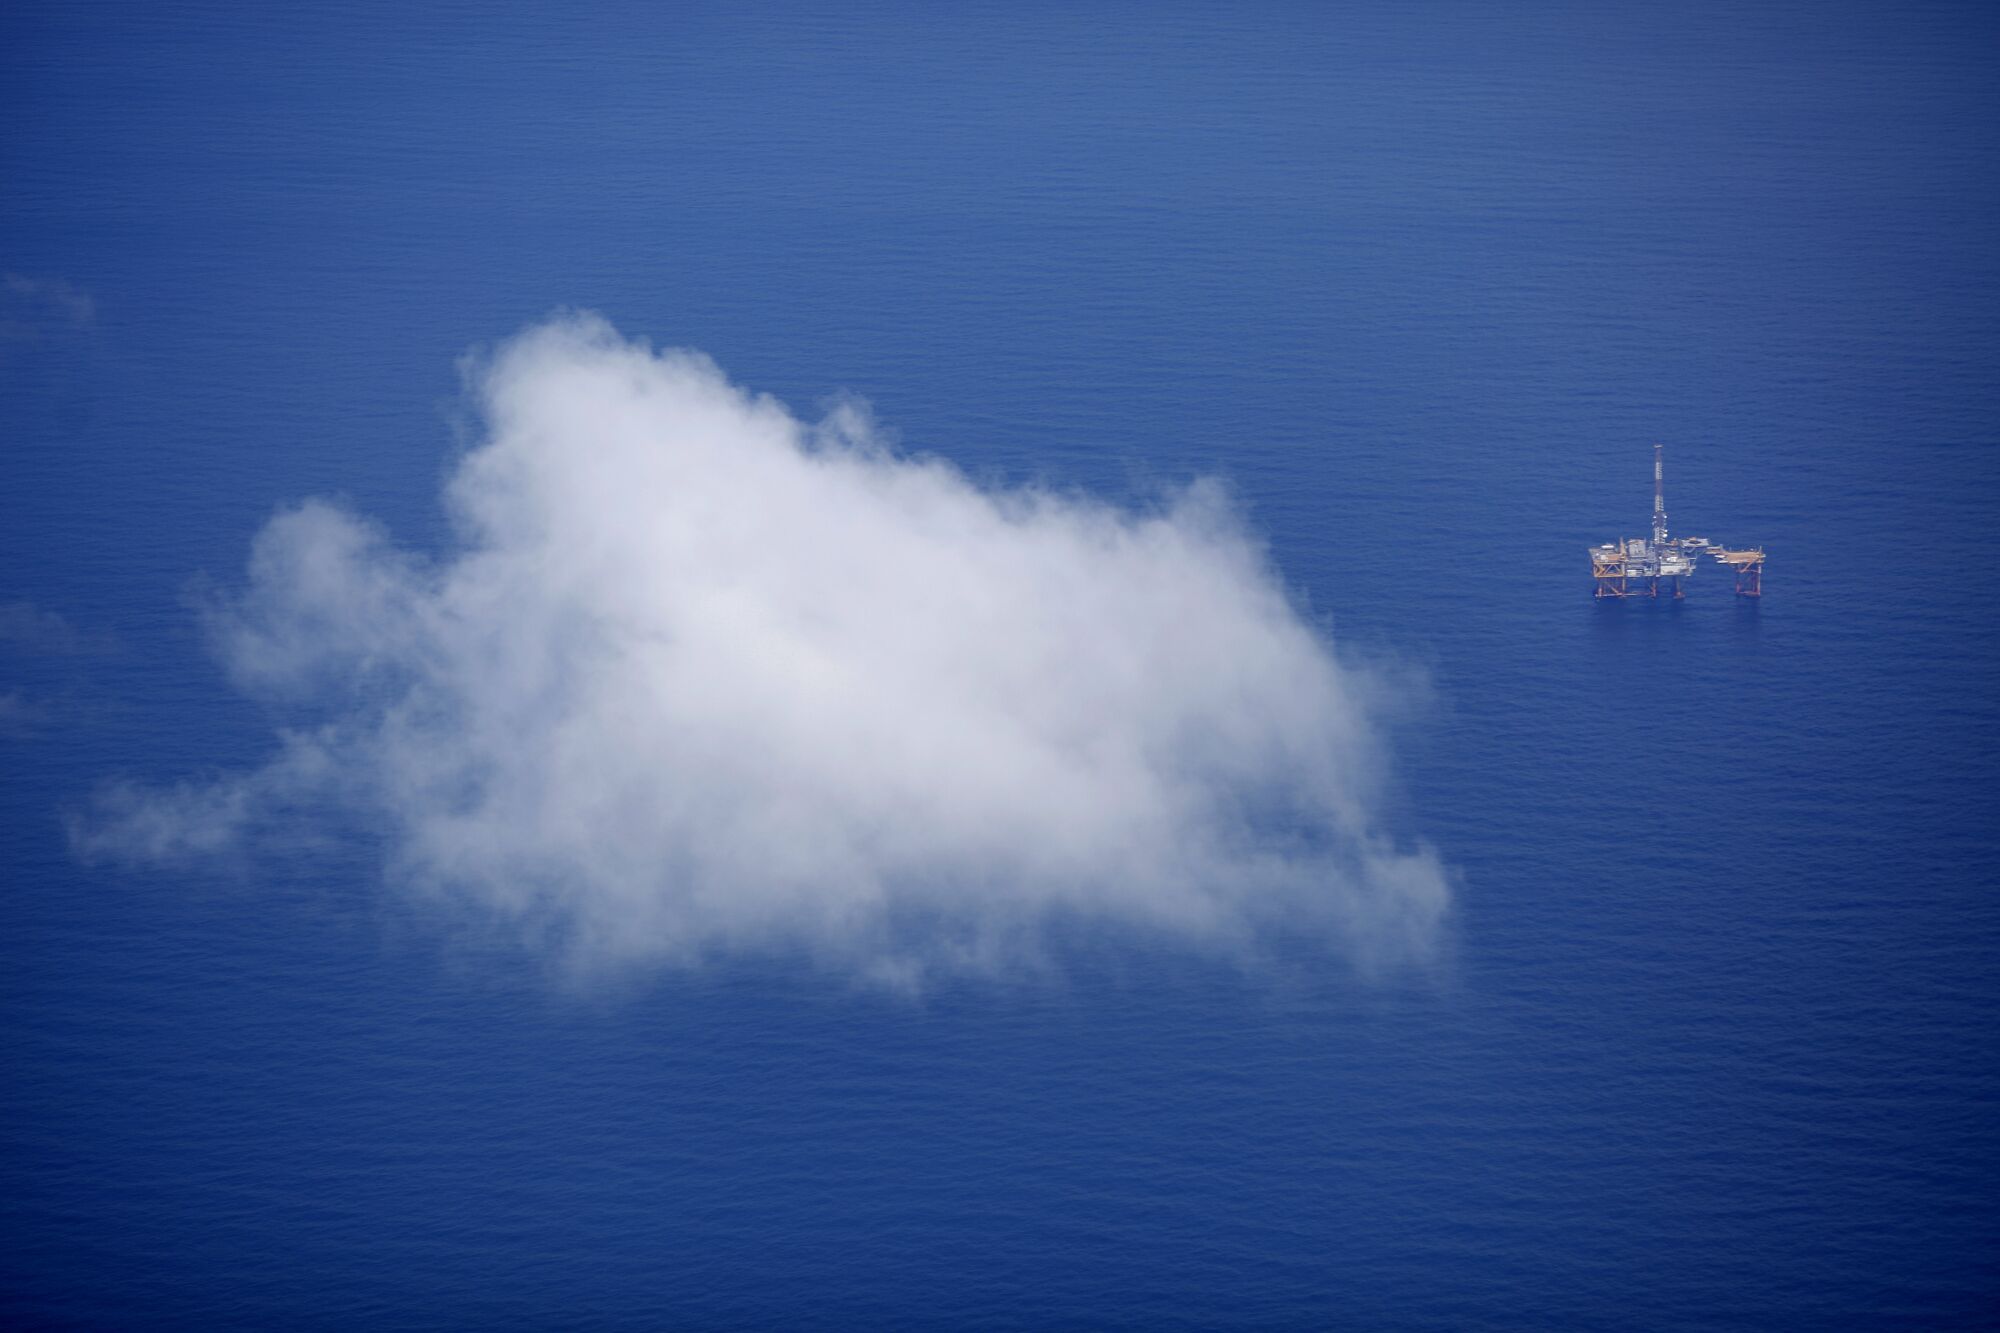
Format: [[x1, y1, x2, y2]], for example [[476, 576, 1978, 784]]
[[3, 1, 1997, 1326]]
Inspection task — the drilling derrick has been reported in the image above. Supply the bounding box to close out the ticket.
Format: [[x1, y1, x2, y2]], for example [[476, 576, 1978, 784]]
[[1588, 447, 1763, 599], [1652, 444, 1668, 549]]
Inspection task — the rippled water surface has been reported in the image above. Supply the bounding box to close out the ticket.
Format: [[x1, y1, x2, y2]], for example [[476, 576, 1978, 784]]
[[4, 1, 1997, 1326]]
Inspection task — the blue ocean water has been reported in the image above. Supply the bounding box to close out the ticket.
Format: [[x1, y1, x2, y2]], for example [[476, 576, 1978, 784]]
[[4, 1, 1998, 1326]]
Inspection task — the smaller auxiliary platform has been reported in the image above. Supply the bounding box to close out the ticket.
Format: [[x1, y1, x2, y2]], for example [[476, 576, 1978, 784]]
[[1589, 446, 1764, 598]]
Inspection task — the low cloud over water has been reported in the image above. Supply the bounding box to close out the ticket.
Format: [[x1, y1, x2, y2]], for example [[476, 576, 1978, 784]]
[[80, 314, 1447, 983]]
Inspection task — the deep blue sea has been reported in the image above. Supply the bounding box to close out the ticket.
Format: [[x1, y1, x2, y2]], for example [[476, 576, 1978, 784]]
[[5, 2, 1999, 1326]]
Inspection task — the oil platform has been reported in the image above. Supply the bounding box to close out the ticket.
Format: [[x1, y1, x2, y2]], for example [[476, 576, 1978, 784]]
[[1589, 446, 1765, 598]]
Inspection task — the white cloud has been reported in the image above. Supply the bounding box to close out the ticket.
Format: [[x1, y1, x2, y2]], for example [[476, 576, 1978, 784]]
[[78, 314, 1448, 984]]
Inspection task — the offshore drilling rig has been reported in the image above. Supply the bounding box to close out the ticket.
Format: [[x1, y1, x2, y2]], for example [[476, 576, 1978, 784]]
[[1589, 446, 1765, 598]]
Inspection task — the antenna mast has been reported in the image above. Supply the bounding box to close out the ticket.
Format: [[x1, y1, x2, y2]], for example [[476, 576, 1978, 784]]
[[1652, 443, 1668, 547]]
